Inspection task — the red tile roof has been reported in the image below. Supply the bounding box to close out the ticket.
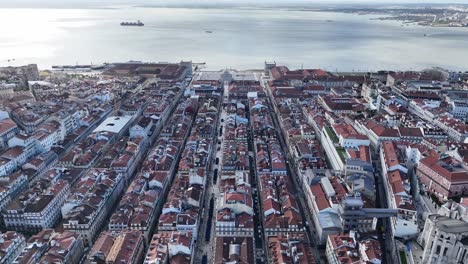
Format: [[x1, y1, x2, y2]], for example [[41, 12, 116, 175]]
[[310, 184, 329, 210], [0, 118, 17, 135], [420, 155, 468, 183], [347, 146, 371, 162]]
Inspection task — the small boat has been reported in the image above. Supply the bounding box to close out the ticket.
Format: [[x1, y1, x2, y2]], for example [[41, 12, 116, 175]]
[[205, 30, 213, 33], [121, 20, 144, 26]]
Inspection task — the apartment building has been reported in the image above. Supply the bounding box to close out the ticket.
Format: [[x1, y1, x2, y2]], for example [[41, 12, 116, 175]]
[[3, 180, 69, 232], [0, 231, 26, 264], [62, 169, 125, 245]]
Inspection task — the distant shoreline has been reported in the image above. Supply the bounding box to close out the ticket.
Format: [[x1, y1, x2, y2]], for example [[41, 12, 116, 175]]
[[1, 5, 466, 29]]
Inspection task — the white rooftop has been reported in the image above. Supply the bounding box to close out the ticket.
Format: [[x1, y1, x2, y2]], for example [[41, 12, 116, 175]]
[[321, 177, 336, 198], [28, 81, 54, 87], [93, 115, 132, 134], [394, 218, 419, 238], [318, 208, 342, 229], [247, 92, 258, 98]]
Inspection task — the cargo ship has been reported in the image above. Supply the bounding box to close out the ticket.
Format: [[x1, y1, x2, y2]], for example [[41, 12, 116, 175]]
[[120, 20, 144, 26]]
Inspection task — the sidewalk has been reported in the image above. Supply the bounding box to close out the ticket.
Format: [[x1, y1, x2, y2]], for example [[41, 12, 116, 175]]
[[410, 241, 425, 264]]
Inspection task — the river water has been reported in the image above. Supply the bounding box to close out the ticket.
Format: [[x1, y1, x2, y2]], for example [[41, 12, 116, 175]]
[[1, 6, 467, 70]]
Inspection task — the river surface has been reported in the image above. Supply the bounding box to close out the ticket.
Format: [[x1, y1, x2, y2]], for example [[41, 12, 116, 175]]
[[0, 6, 467, 70]]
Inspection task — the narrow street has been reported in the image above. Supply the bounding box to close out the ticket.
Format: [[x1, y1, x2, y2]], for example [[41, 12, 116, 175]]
[[265, 97, 325, 264], [261, 75, 325, 263], [192, 93, 223, 264], [246, 104, 267, 264], [373, 157, 396, 264]]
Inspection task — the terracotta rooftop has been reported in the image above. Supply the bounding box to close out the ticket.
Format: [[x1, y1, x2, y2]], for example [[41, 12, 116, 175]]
[[420, 155, 468, 183], [310, 184, 330, 210]]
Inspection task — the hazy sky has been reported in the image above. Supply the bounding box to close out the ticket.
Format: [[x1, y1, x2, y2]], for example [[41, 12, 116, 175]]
[[1, 0, 468, 7]]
